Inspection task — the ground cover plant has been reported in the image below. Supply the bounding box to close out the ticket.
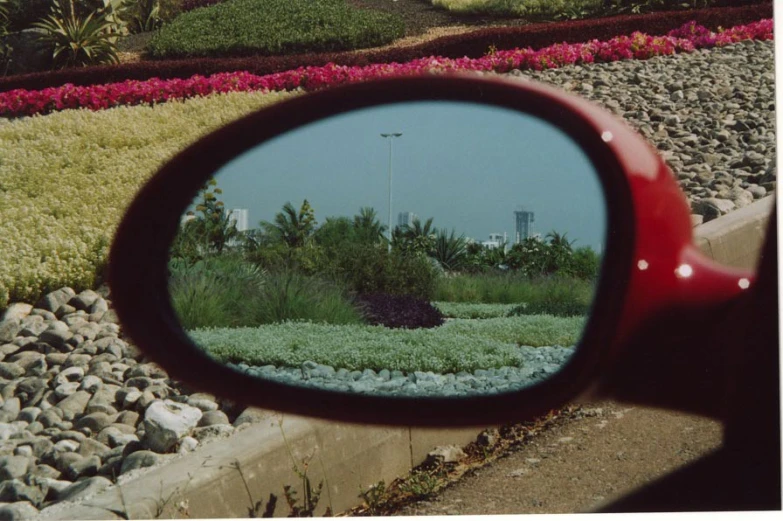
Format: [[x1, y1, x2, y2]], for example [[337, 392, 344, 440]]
[[0, 18, 772, 118], [0, 88, 298, 308], [146, 0, 406, 59], [433, 302, 523, 319], [188, 314, 584, 373]]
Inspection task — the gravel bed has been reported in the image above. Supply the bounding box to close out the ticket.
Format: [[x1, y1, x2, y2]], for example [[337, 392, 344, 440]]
[[503, 39, 776, 223], [229, 344, 575, 397], [0, 39, 773, 519]]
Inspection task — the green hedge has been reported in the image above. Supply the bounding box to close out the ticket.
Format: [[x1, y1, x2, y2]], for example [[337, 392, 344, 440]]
[[147, 0, 406, 59]]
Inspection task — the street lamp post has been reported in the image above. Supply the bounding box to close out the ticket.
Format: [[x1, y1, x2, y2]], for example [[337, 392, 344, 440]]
[[380, 132, 402, 251]]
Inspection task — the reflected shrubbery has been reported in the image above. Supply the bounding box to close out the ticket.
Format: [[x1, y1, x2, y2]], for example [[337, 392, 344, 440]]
[[168, 183, 602, 335]]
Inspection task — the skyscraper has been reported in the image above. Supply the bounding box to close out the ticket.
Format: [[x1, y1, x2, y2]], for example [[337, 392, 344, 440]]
[[398, 211, 417, 228], [227, 208, 249, 232], [514, 207, 535, 243]]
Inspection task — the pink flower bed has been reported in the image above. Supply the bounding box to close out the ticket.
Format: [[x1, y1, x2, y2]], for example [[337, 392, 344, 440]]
[[0, 19, 772, 119]]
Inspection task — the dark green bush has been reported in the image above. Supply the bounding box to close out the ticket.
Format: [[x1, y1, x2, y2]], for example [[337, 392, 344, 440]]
[[146, 0, 406, 59], [325, 245, 438, 301], [355, 293, 445, 329]]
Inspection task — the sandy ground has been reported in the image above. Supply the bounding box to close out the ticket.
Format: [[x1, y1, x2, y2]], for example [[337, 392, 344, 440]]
[[389, 400, 723, 515]]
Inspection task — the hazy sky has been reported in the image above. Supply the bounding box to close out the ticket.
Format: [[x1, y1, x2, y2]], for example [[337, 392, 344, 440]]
[[202, 101, 607, 250]]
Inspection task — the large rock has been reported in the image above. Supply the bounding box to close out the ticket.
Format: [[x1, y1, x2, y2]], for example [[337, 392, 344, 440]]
[[35, 288, 76, 314], [142, 400, 202, 453], [0, 28, 54, 75]]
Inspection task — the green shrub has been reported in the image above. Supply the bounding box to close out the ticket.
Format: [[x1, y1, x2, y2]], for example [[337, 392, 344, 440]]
[[168, 254, 268, 330], [146, 0, 406, 59], [32, 0, 121, 69], [253, 270, 365, 326], [169, 255, 363, 329], [325, 244, 438, 301]]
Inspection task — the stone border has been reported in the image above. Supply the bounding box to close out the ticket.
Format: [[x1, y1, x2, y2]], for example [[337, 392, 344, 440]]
[[37, 196, 775, 519]]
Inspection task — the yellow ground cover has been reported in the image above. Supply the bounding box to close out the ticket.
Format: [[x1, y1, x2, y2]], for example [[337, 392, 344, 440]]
[[0, 89, 300, 309]]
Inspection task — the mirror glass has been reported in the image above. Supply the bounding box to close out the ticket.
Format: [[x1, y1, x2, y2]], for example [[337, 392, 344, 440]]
[[167, 101, 606, 398]]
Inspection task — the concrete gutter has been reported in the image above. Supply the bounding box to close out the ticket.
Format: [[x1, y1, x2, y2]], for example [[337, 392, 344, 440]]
[[39, 196, 776, 520]]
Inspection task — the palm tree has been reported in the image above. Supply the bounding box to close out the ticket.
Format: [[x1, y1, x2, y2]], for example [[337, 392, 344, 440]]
[[260, 200, 317, 248], [352, 207, 387, 245], [432, 229, 467, 271], [394, 217, 436, 256]]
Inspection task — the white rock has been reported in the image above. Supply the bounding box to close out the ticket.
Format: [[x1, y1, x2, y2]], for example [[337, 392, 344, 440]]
[[142, 400, 203, 453]]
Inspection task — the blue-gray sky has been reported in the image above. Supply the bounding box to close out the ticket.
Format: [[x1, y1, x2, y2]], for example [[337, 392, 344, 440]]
[[206, 101, 607, 250]]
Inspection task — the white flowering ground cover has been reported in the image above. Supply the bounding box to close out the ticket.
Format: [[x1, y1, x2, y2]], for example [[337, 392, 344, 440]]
[[0, 89, 300, 309], [188, 314, 585, 373], [433, 302, 519, 319]]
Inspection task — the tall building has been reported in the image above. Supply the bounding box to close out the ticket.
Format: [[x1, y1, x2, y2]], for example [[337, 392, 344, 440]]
[[398, 211, 417, 228], [226, 208, 249, 232], [514, 207, 535, 244]]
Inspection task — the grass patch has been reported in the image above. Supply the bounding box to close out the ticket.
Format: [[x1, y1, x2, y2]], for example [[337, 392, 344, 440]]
[[433, 302, 517, 319], [189, 314, 583, 373], [434, 273, 596, 306], [169, 257, 365, 330], [147, 0, 406, 59]]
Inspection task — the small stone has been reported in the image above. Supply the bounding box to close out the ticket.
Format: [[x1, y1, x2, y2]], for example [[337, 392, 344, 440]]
[[425, 445, 467, 465], [77, 438, 111, 459], [64, 455, 101, 480], [75, 412, 117, 434], [56, 475, 112, 502], [0, 456, 30, 481], [0, 364, 24, 380], [198, 410, 229, 427], [120, 450, 162, 475], [0, 501, 39, 520], [142, 400, 202, 453], [191, 424, 233, 444], [69, 290, 101, 312], [1, 304, 33, 322], [178, 436, 198, 454], [56, 391, 92, 421], [0, 319, 23, 344], [0, 480, 45, 505]]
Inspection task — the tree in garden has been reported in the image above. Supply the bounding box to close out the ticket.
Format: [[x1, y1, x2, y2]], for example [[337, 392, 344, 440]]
[[260, 200, 317, 248], [543, 231, 575, 275], [393, 217, 436, 257], [352, 207, 387, 246], [431, 228, 467, 271], [170, 178, 239, 260]]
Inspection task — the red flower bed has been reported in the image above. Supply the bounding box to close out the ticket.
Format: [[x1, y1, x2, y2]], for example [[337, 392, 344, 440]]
[[0, 19, 772, 119], [0, 2, 770, 94]]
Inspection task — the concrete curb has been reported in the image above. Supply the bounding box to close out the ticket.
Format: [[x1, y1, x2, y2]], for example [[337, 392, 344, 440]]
[[39, 196, 776, 520], [693, 195, 775, 269]]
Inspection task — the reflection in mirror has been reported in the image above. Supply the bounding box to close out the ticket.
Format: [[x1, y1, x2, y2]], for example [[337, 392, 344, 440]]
[[167, 101, 606, 397]]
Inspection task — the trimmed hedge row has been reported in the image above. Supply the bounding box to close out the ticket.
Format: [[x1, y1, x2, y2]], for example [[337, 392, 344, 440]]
[[146, 0, 406, 60], [0, 2, 771, 93]]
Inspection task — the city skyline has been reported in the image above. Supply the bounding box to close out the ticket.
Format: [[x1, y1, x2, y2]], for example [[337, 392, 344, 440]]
[[186, 101, 607, 250]]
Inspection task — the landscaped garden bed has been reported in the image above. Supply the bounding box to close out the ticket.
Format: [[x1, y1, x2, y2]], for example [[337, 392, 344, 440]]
[[0, 3, 770, 92]]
